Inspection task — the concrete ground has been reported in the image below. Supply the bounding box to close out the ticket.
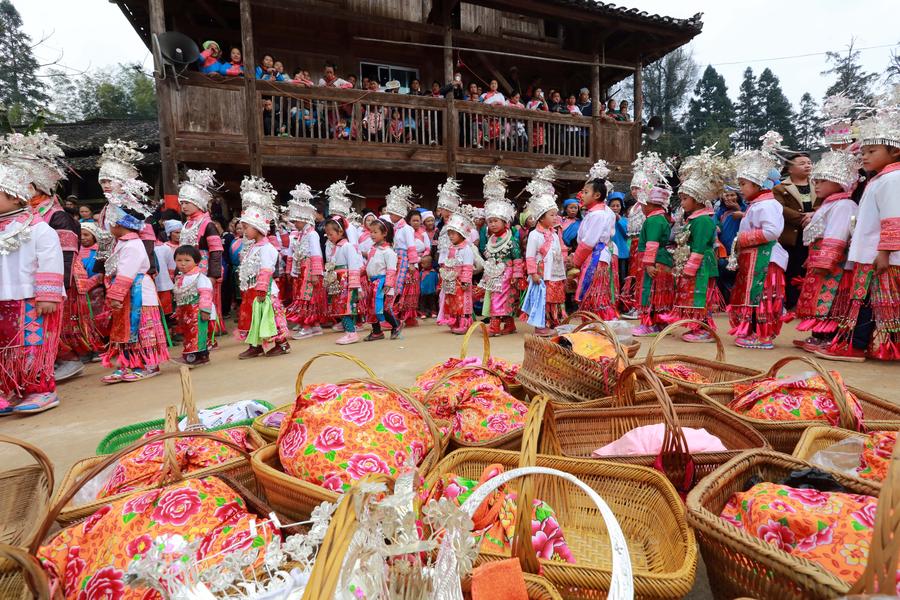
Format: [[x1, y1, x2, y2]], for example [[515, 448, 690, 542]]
[[2, 314, 895, 598]]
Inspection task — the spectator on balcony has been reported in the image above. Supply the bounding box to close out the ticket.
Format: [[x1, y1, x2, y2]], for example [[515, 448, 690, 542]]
[[547, 90, 566, 114], [526, 88, 548, 112], [197, 40, 223, 74], [347, 74, 358, 89], [438, 73, 465, 99], [605, 99, 619, 120], [262, 97, 284, 135], [334, 118, 352, 140], [408, 79, 424, 96], [564, 94, 581, 115], [291, 68, 314, 87], [466, 82, 479, 102], [389, 110, 404, 143], [384, 80, 401, 94], [506, 92, 528, 151], [577, 88, 593, 116], [275, 60, 286, 78], [318, 62, 353, 88], [220, 47, 244, 77], [508, 91, 524, 109], [430, 81, 443, 97], [617, 100, 632, 122], [361, 76, 370, 90], [256, 54, 285, 81], [480, 80, 506, 106]]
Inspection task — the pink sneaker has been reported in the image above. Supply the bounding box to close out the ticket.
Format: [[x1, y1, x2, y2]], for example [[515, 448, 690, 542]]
[[682, 331, 714, 343], [735, 336, 774, 350], [13, 392, 59, 414], [0, 396, 15, 416], [632, 325, 660, 337], [336, 332, 360, 345]]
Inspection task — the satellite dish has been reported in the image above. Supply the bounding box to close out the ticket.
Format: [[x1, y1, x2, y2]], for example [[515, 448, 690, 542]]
[[642, 115, 664, 141], [151, 32, 200, 89]]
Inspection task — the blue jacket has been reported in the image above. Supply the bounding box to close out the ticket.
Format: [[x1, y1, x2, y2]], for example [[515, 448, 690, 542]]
[[197, 48, 223, 74], [613, 216, 629, 259], [255, 65, 286, 81]]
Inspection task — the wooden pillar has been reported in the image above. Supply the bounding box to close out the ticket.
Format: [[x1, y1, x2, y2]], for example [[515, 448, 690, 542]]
[[240, 0, 263, 176], [148, 0, 179, 201], [446, 97, 458, 177], [633, 57, 643, 154], [443, 27, 454, 85], [590, 50, 601, 162]]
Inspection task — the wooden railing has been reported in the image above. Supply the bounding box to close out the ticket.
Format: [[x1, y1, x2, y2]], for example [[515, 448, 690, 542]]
[[168, 75, 638, 176]]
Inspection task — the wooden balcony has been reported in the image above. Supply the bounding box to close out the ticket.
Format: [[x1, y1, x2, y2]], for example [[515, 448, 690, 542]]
[[168, 74, 638, 181]]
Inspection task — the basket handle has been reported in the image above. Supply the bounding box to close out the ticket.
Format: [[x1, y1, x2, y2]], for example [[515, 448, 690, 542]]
[[563, 310, 604, 325], [0, 542, 58, 600], [419, 364, 511, 412], [161, 406, 186, 485], [850, 432, 900, 595], [30, 431, 254, 555], [294, 352, 378, 396], [644, 319, 725, 370], [0, 434, 55, 506], [765, 356, 861, 432], [178, 365, 201, 426], [521, 395, 563, 461], [459, 466, 635, 599], [570, 319, 629, 368], [459, 321, 491, 365]]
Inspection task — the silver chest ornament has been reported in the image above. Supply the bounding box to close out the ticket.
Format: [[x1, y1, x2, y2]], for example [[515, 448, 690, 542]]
[[180, 218, 202, 247], [478, 234, 513, 293], [0, 213, 34, 256], [671, 226, 692, 278], [323, 262, 341, 295], [802, 210, 827, 247], [173, 275, 200, 306], [440, 257, 461, 295], [238, 244, 262, 291]]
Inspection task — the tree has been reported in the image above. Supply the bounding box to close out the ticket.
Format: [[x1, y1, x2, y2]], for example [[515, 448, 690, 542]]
[[685, 65, 735, 153], [733, 67, 760, 151], [46, 64, 157, 123], [46, 69, 81, 122], [638, 47, 699, 156], [887, 49, 900, 84], [756, 68, 796, 147], [0, 0, 50, 124], [795, 93, 821, 150], [822, 39, 878, 108]]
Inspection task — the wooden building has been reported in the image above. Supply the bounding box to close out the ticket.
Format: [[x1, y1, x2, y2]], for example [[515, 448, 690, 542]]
[[115, 0, 701, 210]]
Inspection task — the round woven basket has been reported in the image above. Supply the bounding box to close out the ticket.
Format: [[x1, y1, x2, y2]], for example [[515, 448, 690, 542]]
[[0, 435, 53, 572], [0, 542, 58, 600], [642, 319, 762, 393], [252, 403, 293, 442], [459, 322, 525, 400], [698, 355, 900, 453], [686, 446, 900, 599]]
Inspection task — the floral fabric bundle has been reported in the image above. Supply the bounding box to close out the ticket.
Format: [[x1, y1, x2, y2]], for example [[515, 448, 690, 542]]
[[278, 381, 433, 493], [423, 464, 575, 563], [39, 476, 279, 599], [858, 431, 896, 482], [418, 356, 520, 389], [719, 482, 895, 590], [100, 428, 256, 498], [655, 363, 710, 385], [728, 371, 864, 425], [412, 365, 527, 443]]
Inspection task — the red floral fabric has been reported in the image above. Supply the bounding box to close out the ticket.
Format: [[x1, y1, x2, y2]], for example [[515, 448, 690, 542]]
[[858, 431, 896, 482], [38, 477, 279, 600], [655, 363, 710, 385], [277, 381, 434, 493], [729, 371, 864, 426]]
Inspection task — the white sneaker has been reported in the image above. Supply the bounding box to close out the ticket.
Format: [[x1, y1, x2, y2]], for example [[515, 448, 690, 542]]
[[336, 332, 360, 345], [292, 328, 314, 340], [54, 360, 85, 382], [306, 326, 323, 337], [331, 322, 345, 333], [621, 310, 640, 320]]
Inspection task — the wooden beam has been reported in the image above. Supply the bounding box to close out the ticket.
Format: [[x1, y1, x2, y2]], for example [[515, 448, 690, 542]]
[[195, 0, 230, 30], [444, 27, 454, 85], [147, 0, 179, 198], [473, 51, 513, 96], [633, 57, 643, 152], [446, 97, 458, 177], [240, 0, 262, 176]]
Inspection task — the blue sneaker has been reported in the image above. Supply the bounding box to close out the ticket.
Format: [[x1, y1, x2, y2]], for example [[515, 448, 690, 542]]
[[13, 392, 59, 414], [0, 396, 15, 416]]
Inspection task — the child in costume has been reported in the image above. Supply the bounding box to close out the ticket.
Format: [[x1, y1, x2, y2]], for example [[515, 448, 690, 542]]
[[79, 222, 108, 337], [100, 179, 170, 383], [364, 218, 403, 341], [153, 220, 179, 323], [325, 179, 360, 247], [0, 160, 64, 414], [418, 254, 439, 318], [664, 146, 729, 340], [434, 177, 463, 323], [235, 176, 292, 359], [357, 212, 376, 257], [789, 149, 860, 353], [634, 186, 675, 336], [572, 160, 617, 320], [285, 183, 326, 340], [438, 206, 476, 334], [523, 166, 567, 335], [171, 245, 215, 367], [324, 218, 364, 345], [727, 131, 788, 350], [384, 186, 420, 332], [817, 101, 900, 362], [178, 169, 225, 338], [478, 167, 522, 336]]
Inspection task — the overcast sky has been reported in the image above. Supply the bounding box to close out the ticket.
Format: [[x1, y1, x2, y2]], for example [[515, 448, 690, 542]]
[[18, 0, 899, 108]]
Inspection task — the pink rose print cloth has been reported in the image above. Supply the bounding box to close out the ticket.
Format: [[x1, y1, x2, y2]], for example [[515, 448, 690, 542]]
[[38, 476, 279, 599], [277, 381, 434, 493]]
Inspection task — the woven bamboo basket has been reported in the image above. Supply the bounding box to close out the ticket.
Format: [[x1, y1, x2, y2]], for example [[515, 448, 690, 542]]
[[252, 353, 445, 521], [424, 409, 697, 599], [517, 318, 629, 405], [698, 355, 900, 453], [533, 364, 769, 494], [563, 310, 641, 358], [252, 403, 293, 442], [53, 367, 265, 525], [0, 435, 53, 570], [642, 319, 762, 393], [0, 542, 58, 600], [792, 424, 900, 486], [460, 321, 525, 401], [686, 447, 900, 599], [419, 363, 525, 451]]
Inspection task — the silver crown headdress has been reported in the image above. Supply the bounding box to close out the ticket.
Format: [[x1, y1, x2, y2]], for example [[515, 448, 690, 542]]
[[98, 138, 143, 184], [436, 177, 462, 212], [385, 184, 416, 217], [679, 145, 729, 204], [821, 93, 864, 147], [445, 203, 477, 238], [240, 176, 277, 234], [325, 179, 354, 217], [178, 168, 221, 212], [586, 159, 615, 195], [630, 152, 672, 204], [1, 132, 67, 195], [524, 165, 558, 221], [0, 161, 32, 202], [812, 150, 862, 191], [729, 131, 783, 187], [482, 167, 515, 222], [105, 177, 153, 217], [287, 183, 316, 225], [857, 95, 900, 149]]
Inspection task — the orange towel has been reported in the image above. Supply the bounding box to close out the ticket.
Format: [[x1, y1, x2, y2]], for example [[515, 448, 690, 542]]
[[470, 558, 529, 600]]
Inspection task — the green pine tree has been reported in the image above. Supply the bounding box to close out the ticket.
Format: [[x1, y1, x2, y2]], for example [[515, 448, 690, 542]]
[[685, 65, 735, 153], [822, 39, 878, 107], [0, 0, 50, 124], [795, 93, 821, 150], [756, 68, 797, 147], [733, 67, 760, 150]]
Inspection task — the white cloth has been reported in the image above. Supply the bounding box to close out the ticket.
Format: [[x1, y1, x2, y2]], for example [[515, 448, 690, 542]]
[[393, 221, 415, 253], [0, 218, 64, 301], [330, 239, 364, 270], [848, 169, 900, 266], [738, 197, 788, 270], [577, 204, 615, 264], [526, 229, 565, 281], [366, 244, 398, 278], [347, 223, 361, 248], [108, 236, 159, 306], [153, 243, 176, 292]]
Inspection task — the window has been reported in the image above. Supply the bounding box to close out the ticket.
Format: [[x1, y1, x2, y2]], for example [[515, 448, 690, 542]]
[[360, 62, 420, 94]]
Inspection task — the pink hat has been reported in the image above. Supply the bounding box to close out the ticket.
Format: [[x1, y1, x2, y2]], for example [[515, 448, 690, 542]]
[[647, 186, 671, 206]]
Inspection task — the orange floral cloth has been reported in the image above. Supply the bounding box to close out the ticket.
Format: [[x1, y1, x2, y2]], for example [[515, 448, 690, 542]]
[[278, 381, 434, 493], [39, 476, 279, 600], [719, 482, 896, 591], [99, 428, 256, 498], [557, 332, 617, 362], [729, 371, 865, 426], [858, 431, 896, 482], [655, 363, 710, 385], [412, 364, 527, 444]]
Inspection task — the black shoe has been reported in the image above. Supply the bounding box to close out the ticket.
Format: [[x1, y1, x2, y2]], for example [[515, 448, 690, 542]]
[[390, 322, 404, 340]]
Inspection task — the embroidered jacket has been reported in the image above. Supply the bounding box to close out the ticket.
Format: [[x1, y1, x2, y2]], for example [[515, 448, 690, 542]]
[[0, 210, 64, 302]]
